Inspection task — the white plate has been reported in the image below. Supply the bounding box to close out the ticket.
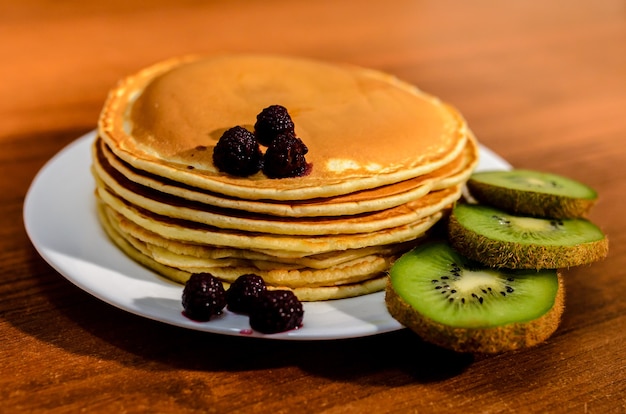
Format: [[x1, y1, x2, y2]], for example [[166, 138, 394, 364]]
[[24, 131, 511, 340]]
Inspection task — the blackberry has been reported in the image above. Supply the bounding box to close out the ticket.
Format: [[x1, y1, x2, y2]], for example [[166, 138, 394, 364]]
[[254, 105, 295, 146], [262, 133, 309, 178], [226, 274, 267, 314], [249, 290, 304, 334], [213, 126, 262, 176], [182, 273, 227, 321]]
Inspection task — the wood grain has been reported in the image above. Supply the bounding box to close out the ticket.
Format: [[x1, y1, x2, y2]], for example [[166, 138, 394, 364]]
[[1, 0, 625, 412]]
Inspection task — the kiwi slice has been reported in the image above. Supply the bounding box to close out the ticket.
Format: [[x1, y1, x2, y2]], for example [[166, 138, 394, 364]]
[[467, 169, 598, 218], [386, 241, 564, 353], [448, 203, 608, 269]]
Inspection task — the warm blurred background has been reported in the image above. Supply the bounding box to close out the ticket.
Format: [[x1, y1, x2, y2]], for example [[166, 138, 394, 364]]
[[3, 1, 625, 162]]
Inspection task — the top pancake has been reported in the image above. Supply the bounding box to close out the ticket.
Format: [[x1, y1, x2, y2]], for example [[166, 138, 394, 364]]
[[99, 54, 468, 200]]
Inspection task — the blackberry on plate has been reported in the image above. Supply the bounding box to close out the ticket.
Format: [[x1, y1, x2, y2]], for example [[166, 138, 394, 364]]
[[263, 132, 309, 179], [213, 126, 263, 176], [182, 273, 227, 321], [254, 105, 295, 146], [226, 274, 267, 314], [249, 290, 304, 334]]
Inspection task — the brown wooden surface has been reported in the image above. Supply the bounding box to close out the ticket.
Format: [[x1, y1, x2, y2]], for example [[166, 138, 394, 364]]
[[2, 0, 625, 412]]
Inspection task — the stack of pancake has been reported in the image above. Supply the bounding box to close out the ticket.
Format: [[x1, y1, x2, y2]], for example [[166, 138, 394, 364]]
[[92, 54, 478, 301]]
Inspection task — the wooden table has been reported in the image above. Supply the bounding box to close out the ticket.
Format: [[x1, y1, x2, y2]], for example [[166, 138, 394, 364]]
[[2, 1, 625, 412]]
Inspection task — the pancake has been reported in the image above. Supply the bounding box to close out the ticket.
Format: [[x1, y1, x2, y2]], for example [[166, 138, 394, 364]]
[[93, 54, 480, 300], [97, 201, 390, 301], [95, 135, 478, 217], [108, 206, 394, 287], [96, 186, 445, 254], [105, 206, 416, 267], [104, 203, 421, 270], [92, 147, 463, 235], [99, 54, 469, 200]]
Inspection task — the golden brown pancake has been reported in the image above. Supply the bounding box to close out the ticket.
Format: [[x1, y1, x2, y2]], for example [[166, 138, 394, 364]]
[[102, 206, 416, 268], [92, 149, 462, 235], [97, 201, 391, 301], [96, 186, 445, 254], [99, 54, 469, 200], [93, 54, 479, 300], [94, 135, 477, 217]]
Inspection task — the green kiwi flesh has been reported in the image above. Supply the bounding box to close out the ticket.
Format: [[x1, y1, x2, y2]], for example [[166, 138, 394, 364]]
[[467, 169, 597, 218], [386, 241, 563, 353], [448, 203, 609, 269]]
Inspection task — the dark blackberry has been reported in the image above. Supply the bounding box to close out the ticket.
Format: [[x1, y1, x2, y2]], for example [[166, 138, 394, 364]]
[[182, 273, 227, 321], [226, 274, 267, 314], [212, 126, 262, 176], [254, 105, 295, 146], [249, 290, 304, 334], [262, 132, 309, 178]]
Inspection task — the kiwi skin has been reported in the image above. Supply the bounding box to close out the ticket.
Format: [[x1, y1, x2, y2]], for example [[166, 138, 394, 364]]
[[448, 210, 609, 270], [467, 171, 597, 219], [385, 274, 564, 354]]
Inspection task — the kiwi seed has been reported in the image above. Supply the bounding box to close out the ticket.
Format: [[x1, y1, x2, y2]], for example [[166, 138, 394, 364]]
[[467, 169, 598, 218], [386, 241, 564, 354], [448, 203, 609, 269]]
